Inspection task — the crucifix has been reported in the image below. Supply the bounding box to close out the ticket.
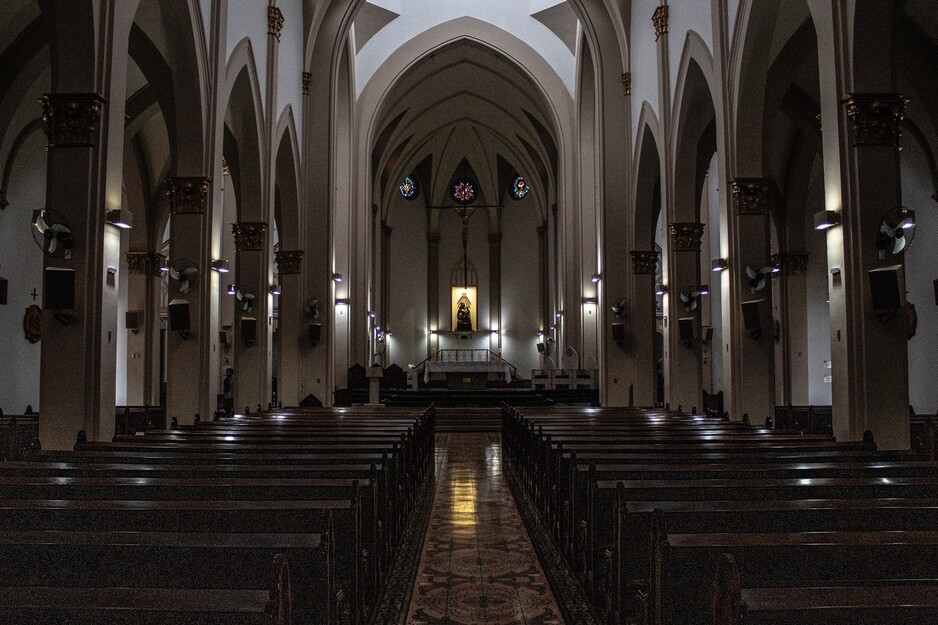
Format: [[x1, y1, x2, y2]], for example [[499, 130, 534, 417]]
[[30, 288, 38, 302]]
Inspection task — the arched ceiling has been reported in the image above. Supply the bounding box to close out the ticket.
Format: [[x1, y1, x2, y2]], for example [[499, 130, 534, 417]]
[[353, 0, 579, 98], [369, 37, 559, 223]]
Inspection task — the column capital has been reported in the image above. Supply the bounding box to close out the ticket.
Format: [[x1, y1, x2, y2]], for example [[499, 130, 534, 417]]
[[630, 250, 659, 275], [652, 5, 668, 40], [40, 93, 106, 148], [843, 93, 907, 146], [126, 252, 166, 277], [622, 72, 632, 96], [267, 6, 284, 41], [166, 177, 210, 214], [730, 178, 774, 215], [302, 72, 312, 96], [669, 222, 705, 251], [771, 252, 809, 277], [275, 250, 304, 275], [232, 222, 268, 251]]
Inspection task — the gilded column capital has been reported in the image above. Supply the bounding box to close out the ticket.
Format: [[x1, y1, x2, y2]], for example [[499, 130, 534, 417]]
[[843, 93, 907, 146], [268, 6, 284, 41], [302, 72, 312, 96], [275, 250, 304, 275], [40, 93, 106, 147], [622, 72, 632, 96], [771, 252, 809, 277], [166, 177, 210, 214], [232, 222, 268, 251], [630, 250, 659, 275], [652, 5, 669, 40], [669, 222, 705, 251], [730, 178, 774, 215]]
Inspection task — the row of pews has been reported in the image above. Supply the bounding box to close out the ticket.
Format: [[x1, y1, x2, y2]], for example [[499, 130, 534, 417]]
[[0, 406, 435, 625], [502, 406, 938, 625]]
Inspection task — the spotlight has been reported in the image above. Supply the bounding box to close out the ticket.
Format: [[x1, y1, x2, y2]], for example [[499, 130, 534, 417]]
[[269, 284, 281, 295], [210, 259, 230, 273], [655, 284, 668, 295], [591, 273, 601, 283], [332, 273, 343, 282], [698, 284, 710, 296], [105, 209, 133, 230], [814, 210, 841, 230], [582, 297, 598, 305], [711, 258, 728, 272], [227, 284, 236, 295]]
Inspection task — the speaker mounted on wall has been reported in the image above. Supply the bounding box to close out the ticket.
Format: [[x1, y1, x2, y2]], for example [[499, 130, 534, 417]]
[[678, 317, 695, 348], [44, 267, 75, 324], [611, 322, 625, 346], [125, 310, 140, 334], [741, 299, 764, 339], [868, 265, 905, 323], [308, 323, 322, 347], [241, 317, 257, 347], [167, 299, 191, 339]]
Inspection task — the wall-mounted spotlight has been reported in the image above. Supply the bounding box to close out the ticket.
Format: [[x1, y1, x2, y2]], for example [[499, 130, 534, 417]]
[[226, 284, 236, 295], [582, 297, 598, 305], [698, 284, 710, 296], [211, 259, 230, 273], [368, 311, 376, 319], [591, 273, 601, 283], [335, 298, 349, 306], [711, 258, 728, 272], [655, 284, 668, 295], [814, 210, 841, 230], [269, 284, 281, 295], [555, 311, 564, 319], [332, 273, 344, 282], [105, 209, 133, 230]]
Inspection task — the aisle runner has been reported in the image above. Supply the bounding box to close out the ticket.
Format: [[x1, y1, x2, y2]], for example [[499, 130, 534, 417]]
[[406, 433, 564, 625]]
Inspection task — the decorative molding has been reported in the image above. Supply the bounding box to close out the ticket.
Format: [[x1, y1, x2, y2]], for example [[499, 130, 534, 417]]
[[669, 222, 705, 251], [302, 71, 312, 96], [267, 6, 284, 41], [232, 222, 268, 251], [730, 178, 773, 215], [621, 72, 631, 96], [275, 250, 304, 275], [126, 252, 150, 275], [222, 157, 230, 176], [652, 5, 669, 40], [772, 252, 809, 277], [630, 250, 659, 275], [843, 93, 907, 146], [126, 252, 166, 277], [166, 177, 210, 214], [40, 93, 106, 147]]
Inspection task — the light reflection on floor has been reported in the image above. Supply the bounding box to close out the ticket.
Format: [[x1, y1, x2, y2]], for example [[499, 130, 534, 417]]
[[406, 433, 564, 625]]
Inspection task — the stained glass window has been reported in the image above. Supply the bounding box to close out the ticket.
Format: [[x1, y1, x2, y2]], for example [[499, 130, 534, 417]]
[[451, 178, 476, 205], [511, 176, 530, 200], [399, 176, 418, 200]]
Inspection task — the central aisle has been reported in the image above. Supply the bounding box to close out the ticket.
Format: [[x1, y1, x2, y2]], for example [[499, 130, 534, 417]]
[[406, 433, 565, 625]]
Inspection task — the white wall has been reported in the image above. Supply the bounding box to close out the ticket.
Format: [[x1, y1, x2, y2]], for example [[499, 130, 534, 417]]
[[226, 0, 268, 109], [805, 199, 832, 405], [276, 0, 304, 144], [903, 137, 938, 415], [630, 0, 662, 141], [501, 204, 541, 377], [0, 130, 45, 414], [387, 202, 428, 368], [668, 2, 714, 99]]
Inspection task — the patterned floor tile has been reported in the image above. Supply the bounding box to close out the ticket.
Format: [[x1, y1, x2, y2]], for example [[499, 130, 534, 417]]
[[404, 433, 565, 625]]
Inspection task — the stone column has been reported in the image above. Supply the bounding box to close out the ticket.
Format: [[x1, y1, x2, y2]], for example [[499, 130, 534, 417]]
[[275, 250, 303, 406], [232, 221, 271, 411], [426, 232, 440, 359], [830, 94, 910, 448], [381, 221, 392, 329], [124, 252, 163, 406], [488, 233, 502, 354], [665, 222, 704, 412], [38, 93, 113, 449], [727, 179, 776, 422], [629, 251, 659, 407], [774, 252, 809, 405], [537, 223, 550, 362], [165, 178, 212, 423]]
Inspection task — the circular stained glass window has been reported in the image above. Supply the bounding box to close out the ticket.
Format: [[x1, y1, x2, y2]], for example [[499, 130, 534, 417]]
[[399, 176, 418, 200], [511, 176, 530, 200], [451, 178, 476, 205]]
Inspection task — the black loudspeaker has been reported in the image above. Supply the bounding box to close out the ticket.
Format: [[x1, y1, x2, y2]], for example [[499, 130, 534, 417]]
[[704, 326, 714, 342], [678, 317, 695, 346], [536, 341, 546, 353], [868, 265, 904, 318], [219, 330, 229, 346], [125, 310, 140, 332], [611, 323, 625, 345], [308, 323, 322, 346], [0, 277, 7, 305], [44, 267, 75, 310], [742, 299, 763, 333], [242, 317, 257, 346], [167, 299, 191, 333]]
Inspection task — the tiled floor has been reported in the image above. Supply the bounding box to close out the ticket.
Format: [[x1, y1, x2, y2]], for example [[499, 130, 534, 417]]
[[406, 433, 565, 625]]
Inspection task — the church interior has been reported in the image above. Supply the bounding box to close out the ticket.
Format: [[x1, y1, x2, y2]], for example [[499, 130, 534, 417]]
[[1, 0, 938, 623]]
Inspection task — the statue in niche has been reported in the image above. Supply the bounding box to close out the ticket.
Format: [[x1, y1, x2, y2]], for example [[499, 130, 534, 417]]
[[455, 293, 473, 332]]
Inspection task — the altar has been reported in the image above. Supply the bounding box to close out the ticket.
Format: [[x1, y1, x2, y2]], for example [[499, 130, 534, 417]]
[[423, 349, 513, 389]]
